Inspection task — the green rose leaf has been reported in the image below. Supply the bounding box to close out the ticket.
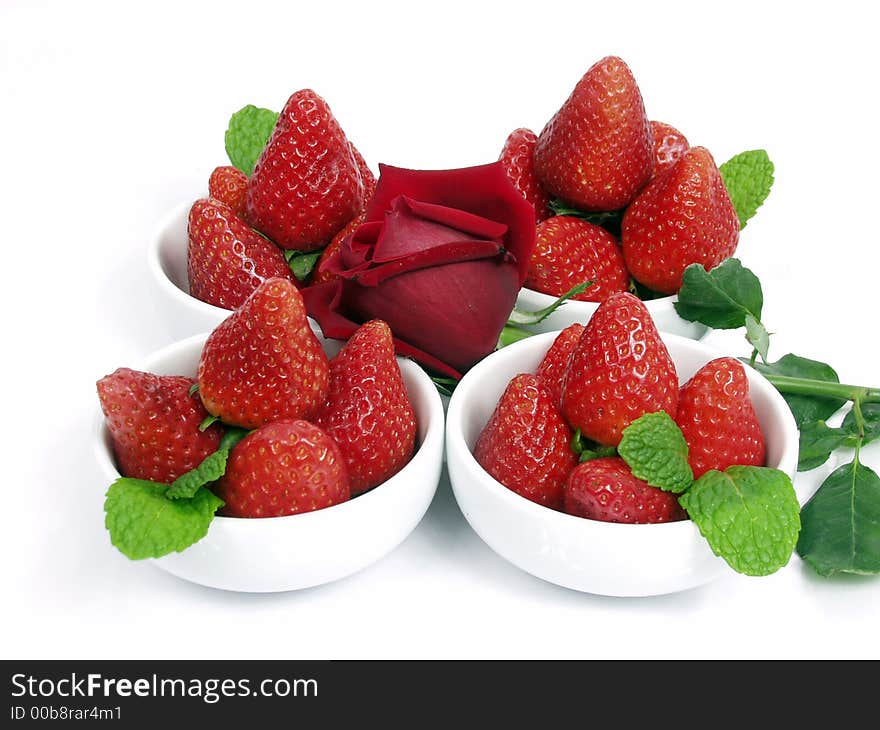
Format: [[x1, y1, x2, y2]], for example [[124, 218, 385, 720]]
[[225, 105, 279, 176], [105, 479, 224, 561], [679, 466, 800, 576], [797, 421, 855, 472], [618, 412, 693, 493], [797, 460, 880, 576], [674, 258, 763, 330], [719, 149, 775, 229], [751, 354, 846, 427], [841, 403, 880, 447]]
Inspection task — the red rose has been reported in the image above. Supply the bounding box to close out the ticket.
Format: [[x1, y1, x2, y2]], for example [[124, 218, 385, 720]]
[[302, 162, 536, 378]]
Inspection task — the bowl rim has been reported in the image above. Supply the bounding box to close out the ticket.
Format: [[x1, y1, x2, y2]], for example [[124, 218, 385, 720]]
[[446, 329, 800, 533], [95, 331, 446, 530], [517, 284, 679, 311], [146, 200, 234, 320]]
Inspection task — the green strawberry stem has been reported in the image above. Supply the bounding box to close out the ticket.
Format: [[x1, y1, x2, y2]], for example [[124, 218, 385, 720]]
[[760, 375, 880, 404]]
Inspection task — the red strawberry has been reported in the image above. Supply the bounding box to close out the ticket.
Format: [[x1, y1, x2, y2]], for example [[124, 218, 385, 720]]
[[499, 128, 551, 222], [208, 165, 248, 217], [534, 56, 653, 211], [97, 368, 222, 483], [650, 121, 689, 175], [350, 143, 376, 206], [245, 89, 363, 252], [197, 278, 330, 429], [187, 198, 294, 310], [216, 419, 349, 518], [536, 323, 584, 408], [525, 216, 630, 302], [561, 292, 678, 446], [675, 357, 766, 479], [316, 320, 416, 495], [474, 374, 577, 510], [564, 457, 686, 523], [311, 214, 365, 286], [622, 146, 739, 294]]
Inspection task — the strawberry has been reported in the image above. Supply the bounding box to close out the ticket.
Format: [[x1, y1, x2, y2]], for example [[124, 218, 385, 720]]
[[187, 198, 294, 310], [350, 143, 376, 206], [474, 374, 577, 510], [621, 146, 739, 294], [536, 323, 584, 408], [316, 320, 416, 495], [499, 128, 551, 222], [208, 165, 248, 217], [245, 89, 363, 252], [534, 56, 653, 211], [216, 419, 349, 518], [97, 368, 222, 483], [311, 214, 365, 286], [675, 357, 766, 479], [564, 457, 686, 523], [197, 277, 330, 429], [561, 292, 678, 446], [650, 121, 689, 175], [525, 216, 630, 302]]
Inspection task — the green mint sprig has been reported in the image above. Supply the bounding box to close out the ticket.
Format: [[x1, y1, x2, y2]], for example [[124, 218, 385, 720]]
[[618, 412, 693, 493], [679, 466, 800, 576], [674, 258, 880, 578], [617, 412, 800, 576], [225, 105, 279, 176], [104, 427, 249, 560], [718, 150, 775, 229]]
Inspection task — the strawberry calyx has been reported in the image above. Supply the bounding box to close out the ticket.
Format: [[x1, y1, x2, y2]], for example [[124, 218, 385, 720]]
[[570, 429, 617, 463]]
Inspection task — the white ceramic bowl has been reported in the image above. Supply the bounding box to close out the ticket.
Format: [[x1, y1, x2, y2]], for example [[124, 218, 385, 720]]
[[516, 286, 709, 339], [95, 331, 445, 593], [446, 331, 799, 597], [148, 202, 234, 339]]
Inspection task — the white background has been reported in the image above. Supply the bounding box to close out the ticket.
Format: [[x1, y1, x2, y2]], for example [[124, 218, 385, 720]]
[[2, 0, 879, 659]]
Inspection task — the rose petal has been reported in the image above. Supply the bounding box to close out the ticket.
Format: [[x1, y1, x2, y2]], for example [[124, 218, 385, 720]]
[[365, 163, 536, 285], [302, 281, 463, 379]]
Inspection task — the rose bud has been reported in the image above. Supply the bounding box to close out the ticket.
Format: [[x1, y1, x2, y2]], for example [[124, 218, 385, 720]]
[[302, 162, 536, 378]]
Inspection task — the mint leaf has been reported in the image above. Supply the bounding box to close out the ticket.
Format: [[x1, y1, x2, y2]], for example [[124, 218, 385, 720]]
[[618, 412, 693, 493], [105, 479, 224, 560], [679, 466, 800, 576], [797, 460, 880, 576], [842, 403, 880, 446], [751, 354, 846, 427], [284, 249, 323, 282], [674, 258, 763, 330], [166, 427, 249, 500], [719, 150, 775, 229], [797, 421, 854, 472], [225, 105, 279, 176]]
